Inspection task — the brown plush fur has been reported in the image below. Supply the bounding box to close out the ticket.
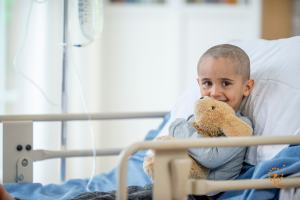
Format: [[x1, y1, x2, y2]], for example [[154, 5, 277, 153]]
[[143, 96, 253, 181]]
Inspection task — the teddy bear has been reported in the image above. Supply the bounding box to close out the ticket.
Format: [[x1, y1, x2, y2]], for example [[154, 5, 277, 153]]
[[143, 96, 253, 181]]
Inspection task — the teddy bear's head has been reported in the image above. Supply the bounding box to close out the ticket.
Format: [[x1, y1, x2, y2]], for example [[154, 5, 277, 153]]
[[194, 96, 252, 137]]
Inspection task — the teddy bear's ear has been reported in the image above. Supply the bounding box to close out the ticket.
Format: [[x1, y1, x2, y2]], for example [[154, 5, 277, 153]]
[[220, 114, 253, 137]]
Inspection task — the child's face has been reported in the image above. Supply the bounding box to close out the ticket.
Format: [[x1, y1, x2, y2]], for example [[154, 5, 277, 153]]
[[197, 57, 254, 113]]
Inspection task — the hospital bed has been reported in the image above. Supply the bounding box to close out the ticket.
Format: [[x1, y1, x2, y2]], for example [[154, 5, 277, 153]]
[[2, 37, 300, 200]]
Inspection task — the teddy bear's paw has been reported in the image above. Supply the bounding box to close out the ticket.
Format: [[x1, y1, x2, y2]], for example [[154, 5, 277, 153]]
[[150, 135, 176, 153], [191, 121, 211, 138], [188, 156, 210, 180], [143, 156, 155, 181], [155, 135, 176, 141]]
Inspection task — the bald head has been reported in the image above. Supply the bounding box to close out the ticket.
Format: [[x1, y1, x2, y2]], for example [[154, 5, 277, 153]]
[[197, 44, 250, 82]]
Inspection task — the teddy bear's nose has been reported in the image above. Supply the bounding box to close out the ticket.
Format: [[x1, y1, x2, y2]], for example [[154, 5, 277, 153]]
[[200, 97, 204, 99]]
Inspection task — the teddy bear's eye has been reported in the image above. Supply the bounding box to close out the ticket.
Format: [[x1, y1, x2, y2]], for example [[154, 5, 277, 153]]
[[212, 106, 215, 110]]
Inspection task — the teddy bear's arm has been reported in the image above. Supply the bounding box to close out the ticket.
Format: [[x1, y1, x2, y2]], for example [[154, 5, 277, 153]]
[[190, 121, 211, 138]]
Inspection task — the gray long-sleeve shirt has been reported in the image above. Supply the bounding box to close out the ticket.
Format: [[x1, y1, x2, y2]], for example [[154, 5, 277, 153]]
[[169, 110, 253, 196]]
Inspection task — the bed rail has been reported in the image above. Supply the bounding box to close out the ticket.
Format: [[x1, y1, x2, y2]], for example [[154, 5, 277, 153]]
[[0, 112, 167, 183], [0, 112, 168, 122], [116, 135, 300, 200]]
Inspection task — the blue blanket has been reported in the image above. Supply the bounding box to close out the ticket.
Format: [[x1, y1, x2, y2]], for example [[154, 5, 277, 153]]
[[218, 145, 300, 200], [4, 113, 170, 200]]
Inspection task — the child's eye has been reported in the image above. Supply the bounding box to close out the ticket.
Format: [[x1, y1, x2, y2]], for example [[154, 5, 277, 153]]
[[204, 82, 212, 86], [223, 82, 230, 86]]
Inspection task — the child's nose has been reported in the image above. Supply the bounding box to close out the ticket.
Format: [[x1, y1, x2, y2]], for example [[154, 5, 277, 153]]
[[211, 86, 222, 97]]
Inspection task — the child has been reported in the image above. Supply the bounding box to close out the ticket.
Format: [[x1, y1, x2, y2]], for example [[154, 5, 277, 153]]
[[169, 44, 254, 200], [0, 44, 255, 200]]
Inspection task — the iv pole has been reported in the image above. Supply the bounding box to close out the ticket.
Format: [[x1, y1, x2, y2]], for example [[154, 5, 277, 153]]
[[61, 0, 68, 182]]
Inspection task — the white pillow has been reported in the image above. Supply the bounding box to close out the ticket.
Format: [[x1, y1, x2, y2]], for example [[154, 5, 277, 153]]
[[147, 36, 300, 165], [228, 37, 300, 165]]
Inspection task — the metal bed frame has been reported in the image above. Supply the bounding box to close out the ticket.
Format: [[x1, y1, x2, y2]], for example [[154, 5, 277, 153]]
[[0, 112, 167, 183], [1, 112, 300, 200]]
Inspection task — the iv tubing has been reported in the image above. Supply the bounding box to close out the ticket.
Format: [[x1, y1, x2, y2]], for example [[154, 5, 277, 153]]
[[13, 0, 59, 107], [68, 0, 104, 191], [70, 49, 96, 192]]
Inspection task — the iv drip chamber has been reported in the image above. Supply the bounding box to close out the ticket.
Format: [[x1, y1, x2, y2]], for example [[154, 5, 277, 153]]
[[78, 0, 103, 41]]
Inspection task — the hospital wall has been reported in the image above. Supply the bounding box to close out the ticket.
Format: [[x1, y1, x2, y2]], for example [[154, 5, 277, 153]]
[[2, 0, 261, 185]]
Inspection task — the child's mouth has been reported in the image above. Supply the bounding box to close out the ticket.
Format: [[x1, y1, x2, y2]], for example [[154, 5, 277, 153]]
[[218, 100, 227, 103]]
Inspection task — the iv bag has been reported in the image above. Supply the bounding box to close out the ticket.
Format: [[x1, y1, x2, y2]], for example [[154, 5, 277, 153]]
[[78, 0, 103, 41]]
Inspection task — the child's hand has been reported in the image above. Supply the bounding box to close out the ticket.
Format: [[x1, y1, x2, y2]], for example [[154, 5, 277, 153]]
[[174, 118, 179, 121]]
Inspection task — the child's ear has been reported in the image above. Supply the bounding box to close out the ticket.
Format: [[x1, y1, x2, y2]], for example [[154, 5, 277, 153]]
[[243, 79, 255, 97], [197, 78, 200, 86], [220, 114, 253, 137]]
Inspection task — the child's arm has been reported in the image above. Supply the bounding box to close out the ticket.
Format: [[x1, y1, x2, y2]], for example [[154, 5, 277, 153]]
[[169, 118, 247, 169]]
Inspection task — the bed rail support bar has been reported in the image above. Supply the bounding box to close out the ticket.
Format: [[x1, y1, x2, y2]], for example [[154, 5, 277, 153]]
[[152, 149, 190, 200], [2, 121, 33, 183], [188, 177, 300, 196], [32, 148, 123, 161]]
